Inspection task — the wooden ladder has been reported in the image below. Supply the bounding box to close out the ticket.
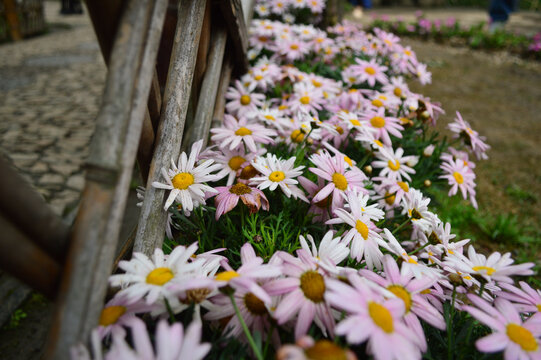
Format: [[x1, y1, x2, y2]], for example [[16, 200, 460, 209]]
[[0, 0, 253, 358]]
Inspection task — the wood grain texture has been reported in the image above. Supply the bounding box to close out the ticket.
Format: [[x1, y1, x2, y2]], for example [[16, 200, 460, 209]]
[[43, 0, 168, 358], [211, 55, 233, 130], [183, 23, 227, 149], [0, 155, 69, 262], [218, 0, 249, 73], [133, 0, 208, 256]]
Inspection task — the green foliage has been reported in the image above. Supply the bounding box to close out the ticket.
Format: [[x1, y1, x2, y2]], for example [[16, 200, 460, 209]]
[[3, 309, 27, 330]]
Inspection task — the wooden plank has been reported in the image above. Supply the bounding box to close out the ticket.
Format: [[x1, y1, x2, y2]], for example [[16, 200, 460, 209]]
[[85, 0, 124, 65], [137, 111, 155, 183], [0, 215, 60, 299], [240, 0, 255, 25], [3, 0, 22, 41], [211, 55, 233, 130], [218, 0, 249, 73], [43, 0, 168, 358], [0, 155, 69, 262], [183, 23, 227, 149], [133, 0, 208, 256]]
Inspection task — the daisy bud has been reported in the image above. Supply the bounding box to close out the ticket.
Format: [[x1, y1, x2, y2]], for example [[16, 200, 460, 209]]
[[424, 179, 432, 187], [363, 165, 372, 175], [423, 144, 435, 157], [406, 156, 419, 167], [448, 273, 463, 287]]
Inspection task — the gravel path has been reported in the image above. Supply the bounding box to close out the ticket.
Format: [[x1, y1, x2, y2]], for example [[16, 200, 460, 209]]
[[0, 1, 106, 216]]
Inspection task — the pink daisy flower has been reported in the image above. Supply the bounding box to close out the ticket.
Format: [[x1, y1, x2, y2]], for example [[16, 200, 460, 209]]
[[225, 80, 265, 117], [360, 255, 446, 351], [497, 281, 541, 314], [351, 58, 389, 87], [447, 111, 490, 160], [326, 272, 422, 360], [360, 107, 403, 146], [213, 183, 269, 220], [266, 249, 336, 339], [440, 157, 478, 208], [298, 175, 333, 223], [463, 295, 541, 359], [276, 336, 357, 360], [309, 151, 368, 212], [214, 243, 282, 305], [278, 38, 311, 62], [210, 114, 276, 153]]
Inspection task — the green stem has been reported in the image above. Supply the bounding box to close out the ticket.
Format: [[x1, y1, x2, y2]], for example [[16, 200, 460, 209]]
[[448, 286, 457, 360], [164, 298, 176, 324], [229, 294, 263, 360], [262, 323, 275, 359], [479, 282, 485, 297], [408, 242, 430, 256], [392, 218, 411, 235]]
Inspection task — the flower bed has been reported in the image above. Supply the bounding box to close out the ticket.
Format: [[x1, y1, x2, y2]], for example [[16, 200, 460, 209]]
[[73, 2, 541, 360], [369, 12, 541, 61]]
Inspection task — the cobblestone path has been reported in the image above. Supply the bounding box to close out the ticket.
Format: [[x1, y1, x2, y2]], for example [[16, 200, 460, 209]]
[[0, 1, 106, 216]]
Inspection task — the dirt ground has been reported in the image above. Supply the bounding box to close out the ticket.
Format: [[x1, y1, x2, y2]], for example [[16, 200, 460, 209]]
[[403, 38, 541, 231]]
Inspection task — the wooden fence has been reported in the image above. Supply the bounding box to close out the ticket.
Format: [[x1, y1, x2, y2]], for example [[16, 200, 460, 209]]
[[0, 0, 254, 358], [0, 0, 46, 42]]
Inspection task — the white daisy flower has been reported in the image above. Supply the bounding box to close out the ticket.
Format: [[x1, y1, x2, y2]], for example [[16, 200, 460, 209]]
[[401, 188, 439, 233], [299, 230, 349, 268], [250, 154, 308, 202], [372, 146, 416, 182], [152, 140, 220, 213]]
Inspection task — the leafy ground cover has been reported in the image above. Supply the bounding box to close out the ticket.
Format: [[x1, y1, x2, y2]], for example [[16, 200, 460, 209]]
[[368, 12, 541, 61]]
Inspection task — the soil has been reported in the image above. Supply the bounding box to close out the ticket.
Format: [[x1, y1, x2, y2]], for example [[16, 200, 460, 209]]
[[404, 38, 541, 232]]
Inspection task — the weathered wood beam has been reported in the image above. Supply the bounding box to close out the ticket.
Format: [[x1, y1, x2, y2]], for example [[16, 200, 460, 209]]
[[0, 155, 69, 262], [0, 215, 60, 299], [211, 55, 233, 130], [43, 0, 167, 358], [183, 22, 227, 149], [218, 0, 249, 73], [133, 0, 207, 256]]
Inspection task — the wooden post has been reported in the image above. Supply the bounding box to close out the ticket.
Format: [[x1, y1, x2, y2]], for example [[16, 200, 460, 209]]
[[44, 0, 167, 358], [133, 0, 208, 256], [3, 0, 22, 41]]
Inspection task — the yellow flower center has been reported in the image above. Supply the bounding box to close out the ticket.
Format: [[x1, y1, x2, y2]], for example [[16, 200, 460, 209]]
[[146, 267, 174, 286], [304, 340, 347, 360], [397, 181, 409, 192], [537, 304, 541, 312], [184, 288, 212, 304], [312, 79, 323, 87], [215, 270, 240, 282], [344, 156, 353, 167], [254, 75, 263, 81], [335, 125, 344, 135], [240, 164, 258, 180], [409, 208, 423, 220], [371, 99, 384, 107], [264, 114, 275, 121], [228, 156, 246, 171], [374, 139, 383, 147], [235, 127, 252, 136], [404, 49, 412, 56], [278, 104, 288, 111], [240, 95, 251, 106], [290, 129, 305, 143], [350, 119, 361, 127], [229, 183, 252, 195], [472, 266, 496, 276], [394, 87, 402, 97], [332, 173, 348, 191], [290, 44, 299, 50], [244, 292, 267, 315], [99, 306, 126, 326], [355, 220, 369, 240], [300, 270, 326, 303], [269, 170, 286, 182], [506, 323, 538, 352], [172, 172, 194, 190], [388, 160, 401, 171], [300, 96, 311, 105], [365, 67, 376, 75], [385, 192, 395, 205], [368, 302, 394, 333], [387, 285, 412, 313], [453, 172, 464, 184], [370, 116, 385, 128]]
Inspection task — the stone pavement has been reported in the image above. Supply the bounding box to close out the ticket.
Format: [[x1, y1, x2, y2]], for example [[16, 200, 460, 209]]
[[0, 1, 106, 216], [351, 7, 541, 37]]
